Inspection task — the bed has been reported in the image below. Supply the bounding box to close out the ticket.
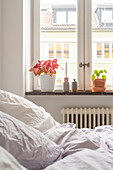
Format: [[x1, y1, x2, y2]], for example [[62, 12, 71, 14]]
[[0, 89, 113, 170]]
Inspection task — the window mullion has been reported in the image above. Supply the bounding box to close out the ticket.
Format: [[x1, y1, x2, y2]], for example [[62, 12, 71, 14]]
[[84, 0, 92, 90], [77, 0, 85, 90]]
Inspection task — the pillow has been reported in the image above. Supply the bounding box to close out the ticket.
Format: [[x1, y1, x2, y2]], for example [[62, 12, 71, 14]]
[[0, 111, 62, 170], [0, 146, 27, 170], [0, 89, 58, 133]]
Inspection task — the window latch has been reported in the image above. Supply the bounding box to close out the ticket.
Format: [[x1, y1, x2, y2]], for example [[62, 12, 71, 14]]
[[79, 62, 90, 68]]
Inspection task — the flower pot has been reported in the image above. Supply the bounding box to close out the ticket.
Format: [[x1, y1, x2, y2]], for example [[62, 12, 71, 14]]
[[40, 74, 56, 92], [92, 79, 106, 87], [92, 87, 106, 92], [92, 79, 106, 92]]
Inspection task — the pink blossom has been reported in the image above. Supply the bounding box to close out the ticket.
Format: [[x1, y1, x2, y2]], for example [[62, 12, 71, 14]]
[[29, 59, 63, 76]]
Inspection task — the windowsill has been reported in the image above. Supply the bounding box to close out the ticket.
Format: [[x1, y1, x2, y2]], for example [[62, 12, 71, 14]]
[[25, 90, 113, 96]]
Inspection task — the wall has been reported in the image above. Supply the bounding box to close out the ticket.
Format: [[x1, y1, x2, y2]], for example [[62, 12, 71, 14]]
[[25, 95, 113, 123], [0, 0, 24, 96], [0, 0, 2, 88]]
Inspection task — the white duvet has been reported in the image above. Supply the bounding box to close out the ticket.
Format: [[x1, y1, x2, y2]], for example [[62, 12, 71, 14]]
[[0, 111, 62, 170], [0, 89, 59, 133], [1, 89, 113, 170], [45, 149, 113, 170], [0, 146, 27, 170], [44, 125, 113, 170]]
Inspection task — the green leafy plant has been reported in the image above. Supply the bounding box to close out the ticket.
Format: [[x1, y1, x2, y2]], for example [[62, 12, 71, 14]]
[[91, 69, 107, 80]]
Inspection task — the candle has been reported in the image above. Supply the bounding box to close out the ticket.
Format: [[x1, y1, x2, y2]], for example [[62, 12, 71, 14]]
[[65, 61, 67, 77]]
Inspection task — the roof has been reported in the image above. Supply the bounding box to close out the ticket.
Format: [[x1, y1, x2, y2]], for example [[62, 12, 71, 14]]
[[40, 4, 113, 30]]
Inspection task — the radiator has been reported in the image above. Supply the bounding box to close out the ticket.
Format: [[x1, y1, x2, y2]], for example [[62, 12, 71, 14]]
[[61, 107, 113, 129]]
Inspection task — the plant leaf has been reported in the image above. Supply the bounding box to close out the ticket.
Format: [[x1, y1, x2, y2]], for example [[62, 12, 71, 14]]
[[99, 70, 103, 73], [96, 73, 100, 77], [91, 74, 96, 80], [94, 70, 98, 74], [104, 69, 107, 73], [102, 75, 106, 80]]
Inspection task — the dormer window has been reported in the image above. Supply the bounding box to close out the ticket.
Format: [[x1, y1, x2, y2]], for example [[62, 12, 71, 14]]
[[101, 11, 113, 23], [95, 5, 113, 28], [52, 6, 76, 25]]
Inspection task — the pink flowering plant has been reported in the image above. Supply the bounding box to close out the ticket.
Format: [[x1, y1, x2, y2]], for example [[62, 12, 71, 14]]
[[29, 59, 62, 76]]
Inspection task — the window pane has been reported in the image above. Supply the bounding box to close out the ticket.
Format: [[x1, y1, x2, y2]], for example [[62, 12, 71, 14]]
[[49, 44, 54, 58], [40, 0, 77, 89], [56, 44, 62, 58], [56, 11, 66, 24], [68, 11, 76, 24], [64, 44, 69, 59], [92, 0, 113, 89], [97, 43, 102, 58], [112, 43, 113, 58], [104, 43, 110, 58]]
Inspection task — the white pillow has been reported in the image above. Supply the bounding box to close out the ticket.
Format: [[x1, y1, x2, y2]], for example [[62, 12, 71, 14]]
[[0, 111, 62, 170], [0, 146, 27, 170], [0, 89, 58, 133]]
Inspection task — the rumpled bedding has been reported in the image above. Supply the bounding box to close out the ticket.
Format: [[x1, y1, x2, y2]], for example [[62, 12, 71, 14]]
[[44, 125, 113, 170], [0, 111, 62, 170], [0, 146, 27, 170], [1, 90, 113, 170], [0, 89, 59, 133]]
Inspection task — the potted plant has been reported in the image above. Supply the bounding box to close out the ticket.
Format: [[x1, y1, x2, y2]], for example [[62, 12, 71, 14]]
[[29, 59, 62, 92], [91, 69, 107, 92]]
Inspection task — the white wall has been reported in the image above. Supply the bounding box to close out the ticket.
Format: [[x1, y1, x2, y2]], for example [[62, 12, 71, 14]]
[[0, 0, 2, 88], [26, 95, 113, 123], [0, 0, 24, 96]]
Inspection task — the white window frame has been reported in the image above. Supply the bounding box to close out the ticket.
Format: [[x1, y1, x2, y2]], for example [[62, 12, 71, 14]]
[[25, 0, 113, 92], [78, 0, 92, 91], [30, 0, 92, 91]]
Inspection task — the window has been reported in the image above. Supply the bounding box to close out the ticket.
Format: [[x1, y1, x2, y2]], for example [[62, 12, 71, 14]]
[[68, 11, 77, 25], [95, 5, 113, 28], [104, 43, 110, 58], [49, 44, 54, 58], [94, 42, 113, 59], [28, 0, 113, 92], [112, 43, 113, 58], [56, 11, 66, 24], [92, 0, 113, 90], [56, 44, 62, 58], [48, 43, 70, 59], [64, 44, 69, 59], [102, 11, 113, 23], [39, 0, 77, 90], [52, 5, 76, 25], [97, 43, 102, 58]]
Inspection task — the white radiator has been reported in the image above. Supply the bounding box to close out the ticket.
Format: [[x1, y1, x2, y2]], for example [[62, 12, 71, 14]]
[[61, 107, 113, 129]]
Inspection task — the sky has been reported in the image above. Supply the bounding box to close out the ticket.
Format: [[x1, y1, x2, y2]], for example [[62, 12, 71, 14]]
[[41, 0, 113, 5]]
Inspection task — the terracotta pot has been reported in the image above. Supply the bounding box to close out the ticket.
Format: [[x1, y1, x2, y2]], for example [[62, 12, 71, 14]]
[[92, 87, 106, 92], [92, 79, 106, 87], [92, 79, 106, 92]]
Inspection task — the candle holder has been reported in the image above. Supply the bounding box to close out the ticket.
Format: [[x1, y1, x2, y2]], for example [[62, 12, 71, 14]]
[[63, 61, 69, 92]]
